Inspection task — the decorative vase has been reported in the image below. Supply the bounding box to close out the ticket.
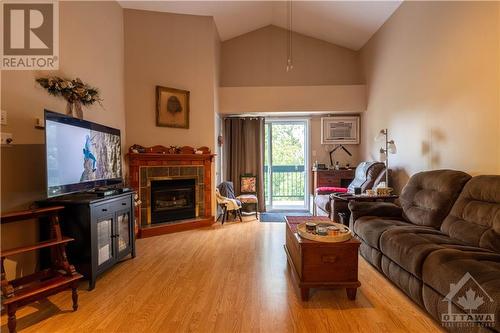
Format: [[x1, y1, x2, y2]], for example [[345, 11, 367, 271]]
[[66, 101, 83, 119]]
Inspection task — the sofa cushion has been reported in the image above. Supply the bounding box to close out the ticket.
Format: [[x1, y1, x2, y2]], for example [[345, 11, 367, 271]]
[[379, 227, 483, 279], [399, 170, 471, 228], [353, 216, 412, 249], [422, 248, 500, 330], [441, 175, 500, 253], [358, 241, 384, 270], [381, 256, 425, 307], [237, 194, 258, 203]]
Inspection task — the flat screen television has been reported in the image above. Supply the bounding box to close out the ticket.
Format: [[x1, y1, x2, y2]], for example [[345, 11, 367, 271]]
[[44, 110, 122, 197]]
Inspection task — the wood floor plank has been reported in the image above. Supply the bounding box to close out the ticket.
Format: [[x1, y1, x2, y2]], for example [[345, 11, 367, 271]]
[[1, 220, 444, 333]]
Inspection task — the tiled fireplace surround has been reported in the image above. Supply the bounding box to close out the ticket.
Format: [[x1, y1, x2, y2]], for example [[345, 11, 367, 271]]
[[140, 166, 206, 224], [128, 152, 214, 237]]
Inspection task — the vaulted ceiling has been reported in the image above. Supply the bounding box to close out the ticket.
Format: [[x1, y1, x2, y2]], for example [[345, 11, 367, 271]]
[[119, 1, 402, 50]]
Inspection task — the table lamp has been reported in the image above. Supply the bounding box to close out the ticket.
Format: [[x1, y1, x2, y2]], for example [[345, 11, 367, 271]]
[[329, 144, 352, 169]]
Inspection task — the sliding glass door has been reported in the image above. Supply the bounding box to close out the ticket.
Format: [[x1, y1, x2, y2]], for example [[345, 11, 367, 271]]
[[264, 120, 309, 211]]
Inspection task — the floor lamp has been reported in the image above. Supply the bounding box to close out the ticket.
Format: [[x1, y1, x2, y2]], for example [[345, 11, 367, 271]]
[[375, 129, 397, 187]]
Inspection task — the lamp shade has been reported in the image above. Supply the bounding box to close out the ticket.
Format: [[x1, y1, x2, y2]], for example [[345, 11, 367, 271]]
[[388, 140, 397, 154], [379, 148, 387, 162], [374, 129, 386, 142]]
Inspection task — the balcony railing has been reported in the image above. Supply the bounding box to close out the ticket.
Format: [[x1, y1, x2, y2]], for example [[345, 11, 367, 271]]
[[264, 165, 305, 202]]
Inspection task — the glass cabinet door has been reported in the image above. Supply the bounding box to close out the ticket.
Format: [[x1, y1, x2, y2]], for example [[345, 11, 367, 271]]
[[96, 218, 114, 266], [117, 211, 131, 254]]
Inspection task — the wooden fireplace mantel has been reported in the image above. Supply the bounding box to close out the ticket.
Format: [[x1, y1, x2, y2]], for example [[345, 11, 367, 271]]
[[127, 147, 215, 238], [128, 153, 215, 162]]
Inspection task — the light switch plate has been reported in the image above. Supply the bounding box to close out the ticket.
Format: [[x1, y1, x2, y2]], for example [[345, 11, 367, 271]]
[[0, 110, 7, 125], [1, 133, 13, 145], [35, 117, 45, 129]]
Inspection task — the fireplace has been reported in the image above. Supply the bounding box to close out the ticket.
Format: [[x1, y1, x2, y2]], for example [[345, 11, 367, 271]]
[[150, 178, 196, 224], [128, 146, 214, 237]]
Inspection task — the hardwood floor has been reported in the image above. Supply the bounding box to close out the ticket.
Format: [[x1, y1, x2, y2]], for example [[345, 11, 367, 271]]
[[1, 220, 444, 333]]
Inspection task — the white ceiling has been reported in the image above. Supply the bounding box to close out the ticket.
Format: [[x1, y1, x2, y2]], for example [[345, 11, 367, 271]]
[[119, 1, 402, 50]]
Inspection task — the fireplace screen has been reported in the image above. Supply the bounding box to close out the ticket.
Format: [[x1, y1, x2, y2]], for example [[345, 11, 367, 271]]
[[150, 178, 196, 224]]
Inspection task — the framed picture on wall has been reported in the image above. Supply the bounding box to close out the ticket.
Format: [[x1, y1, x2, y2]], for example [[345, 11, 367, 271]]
[[321, 116, 360, 144], [156, 86, 190, 129]]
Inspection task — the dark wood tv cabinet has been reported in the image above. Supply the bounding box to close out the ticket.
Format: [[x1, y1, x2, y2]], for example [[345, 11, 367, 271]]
[[38, 191, 136, 290]]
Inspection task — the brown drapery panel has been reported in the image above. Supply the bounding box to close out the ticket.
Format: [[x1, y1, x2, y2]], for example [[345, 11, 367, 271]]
[[223, 117, 266, 212]]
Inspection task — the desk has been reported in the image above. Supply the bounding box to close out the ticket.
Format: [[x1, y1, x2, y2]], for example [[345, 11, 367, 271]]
[[312, 168, 355, 193]]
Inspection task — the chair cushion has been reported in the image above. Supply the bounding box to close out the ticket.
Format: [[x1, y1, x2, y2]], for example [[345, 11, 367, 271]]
[[440, 175, 500, 253], [237, 194, 258, 203], [399, 170, 471, 228], [316, 187, 347, 195], [379, 227, 479, 278], [422, 248, 500, 328], [353, 216, 412, 249]]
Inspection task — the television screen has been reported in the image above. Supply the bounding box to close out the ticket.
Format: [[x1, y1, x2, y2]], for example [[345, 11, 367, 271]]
[[45, 110, 122, 197]]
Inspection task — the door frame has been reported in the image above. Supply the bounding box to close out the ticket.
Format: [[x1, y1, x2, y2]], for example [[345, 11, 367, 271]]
[[265, 118, 310, 211]]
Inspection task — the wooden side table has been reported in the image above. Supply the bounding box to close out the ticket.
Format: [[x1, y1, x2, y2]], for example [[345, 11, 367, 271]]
[[1, 206, 82, 333], [284, 216, 360, 301]]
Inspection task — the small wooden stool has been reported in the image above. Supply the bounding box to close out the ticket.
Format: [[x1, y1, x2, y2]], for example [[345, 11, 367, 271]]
[[1, 206, 82, 333]]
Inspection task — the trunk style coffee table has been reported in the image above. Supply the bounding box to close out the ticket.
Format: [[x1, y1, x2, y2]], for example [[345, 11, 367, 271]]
[[284, 216, 361, 301]]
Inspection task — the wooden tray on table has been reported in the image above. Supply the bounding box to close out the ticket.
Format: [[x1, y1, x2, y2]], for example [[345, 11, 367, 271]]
[[296, 221, 352, 243]]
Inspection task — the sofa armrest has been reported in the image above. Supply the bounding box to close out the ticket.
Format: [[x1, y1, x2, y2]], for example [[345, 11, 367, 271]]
[[348, 201, 403, 221]]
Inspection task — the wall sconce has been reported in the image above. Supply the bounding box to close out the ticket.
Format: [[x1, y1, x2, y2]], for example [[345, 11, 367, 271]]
[[375, 129, 397, 186]]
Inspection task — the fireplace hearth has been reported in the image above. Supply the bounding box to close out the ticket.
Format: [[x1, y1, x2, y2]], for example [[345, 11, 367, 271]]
[[150, 178, 196, 224]]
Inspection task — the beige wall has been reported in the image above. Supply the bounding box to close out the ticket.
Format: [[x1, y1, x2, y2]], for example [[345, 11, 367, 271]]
[[219, 85, 366, 114], [361, 1, 500, 191], [1, 1, 125, 279], [221, 25, 363, 87], [124, 9, 220, 212], [1, 1, 125, 147], [219, 25, 366, 179], [124, 9, 219, 152]]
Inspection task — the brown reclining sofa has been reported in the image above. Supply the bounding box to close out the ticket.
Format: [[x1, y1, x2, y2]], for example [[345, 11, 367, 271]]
[[349, 170, 500, 332]]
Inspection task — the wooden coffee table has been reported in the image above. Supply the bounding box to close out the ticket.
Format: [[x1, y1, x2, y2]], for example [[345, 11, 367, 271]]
[[284, 216, 360, 301]]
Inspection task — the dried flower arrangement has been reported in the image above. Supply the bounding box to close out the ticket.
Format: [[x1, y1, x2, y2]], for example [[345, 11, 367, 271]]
[[36, 76, 103, 119]]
